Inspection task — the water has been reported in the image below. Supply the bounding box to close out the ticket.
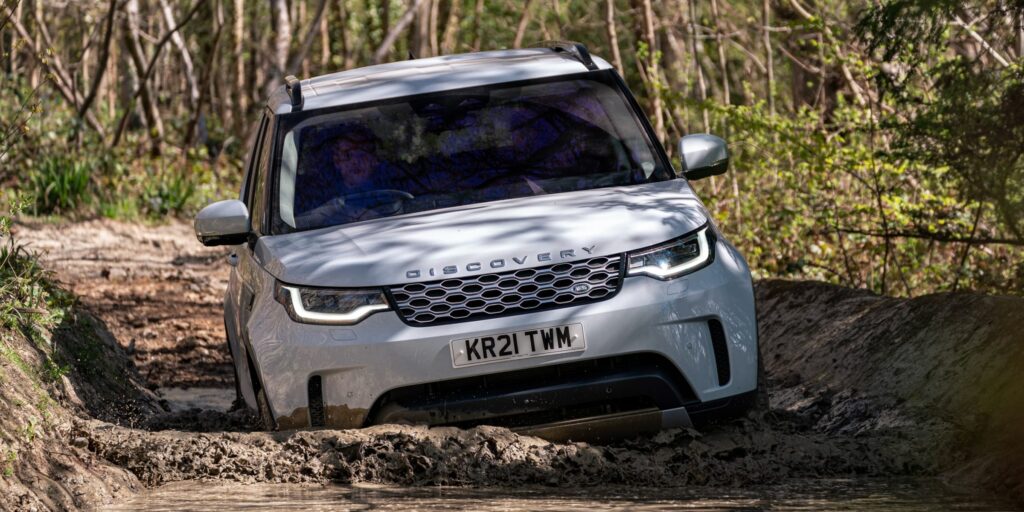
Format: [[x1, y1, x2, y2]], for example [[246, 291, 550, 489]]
[[158, 387, 235, 412], [106, 478, 1018, 511]]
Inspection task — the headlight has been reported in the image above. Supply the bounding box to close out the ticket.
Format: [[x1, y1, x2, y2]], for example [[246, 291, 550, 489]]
[[627, 225, 715, 280], [274, 282, 390, 325]]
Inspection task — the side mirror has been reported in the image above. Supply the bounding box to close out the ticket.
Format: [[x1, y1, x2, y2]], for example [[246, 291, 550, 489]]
[[194, 199, 250, 246], [679, 134, 729, 181]]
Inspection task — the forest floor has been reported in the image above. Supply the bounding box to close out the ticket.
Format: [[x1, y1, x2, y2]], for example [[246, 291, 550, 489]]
[[4, 218, 1024, 510]]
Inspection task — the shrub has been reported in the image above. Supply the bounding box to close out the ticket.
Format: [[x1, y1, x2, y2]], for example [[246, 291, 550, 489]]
[[27, 155, 92, 215]]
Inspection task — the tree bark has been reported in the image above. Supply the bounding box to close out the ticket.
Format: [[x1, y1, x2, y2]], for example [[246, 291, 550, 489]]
[[762, 0, 775, 115], [124, 0, 166, 155], [267, 0, 292, 96], [639, 0, 664, 142], [513, 0, 536, 49], [604, 0, 624, 76], [441, 0, 461, 54], [472, 0, 484, 51], [428, 0, 440, 56], [333, 0, 351, 68], [709, 0, 729, 108], [379, 0, 390, 51], [187, 0, 226, 146], [299, 0, 310, 76], [285, 0, 328, 74], [415, 0, 431, 57], [686, 0, 709, 132], [159, 0, 201, 111], [234, 0, 247, 126], [77, 0, 119, 124], [320, 2, 330, 69], [1017, 10, 1023, 59]]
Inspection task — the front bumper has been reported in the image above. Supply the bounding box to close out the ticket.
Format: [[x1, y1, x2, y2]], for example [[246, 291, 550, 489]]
[[245, 239, 758, 430]]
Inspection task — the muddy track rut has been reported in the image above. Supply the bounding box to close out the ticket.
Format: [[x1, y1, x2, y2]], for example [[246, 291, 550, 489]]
[[15, 219, 233, 389], [10, 218, 1024, 508]]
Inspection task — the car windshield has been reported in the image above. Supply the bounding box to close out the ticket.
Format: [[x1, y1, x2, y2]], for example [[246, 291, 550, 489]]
[[274, 72, 672, 233]]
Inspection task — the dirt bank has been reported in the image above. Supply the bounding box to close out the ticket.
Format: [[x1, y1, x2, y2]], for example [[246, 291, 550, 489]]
[[14, 219, 232, 389], [6, 218, 1024, 509]]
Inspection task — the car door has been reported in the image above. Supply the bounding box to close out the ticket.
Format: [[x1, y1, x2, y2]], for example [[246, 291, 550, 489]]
[[228, 112, 273, 407]]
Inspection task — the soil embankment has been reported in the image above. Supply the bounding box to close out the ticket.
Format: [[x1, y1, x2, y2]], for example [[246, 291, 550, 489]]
[[5, 218, 1024, 509]]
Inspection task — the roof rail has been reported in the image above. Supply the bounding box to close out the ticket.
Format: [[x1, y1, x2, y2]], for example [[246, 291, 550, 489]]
[[532, 40, 598, 70], [284, 75, 303, 110], [531, 41, 598, 71]]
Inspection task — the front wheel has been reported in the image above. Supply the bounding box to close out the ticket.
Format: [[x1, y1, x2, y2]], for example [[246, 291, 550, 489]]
[[753, 349, 769, 413], [256, 389, 276, 431]]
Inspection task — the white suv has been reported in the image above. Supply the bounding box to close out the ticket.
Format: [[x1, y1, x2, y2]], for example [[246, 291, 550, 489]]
[[195, 43, 762, 440]]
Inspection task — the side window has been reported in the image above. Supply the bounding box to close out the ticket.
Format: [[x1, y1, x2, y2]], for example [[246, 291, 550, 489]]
[[241, 116, 268, 204], [249, 117, 275, 234]]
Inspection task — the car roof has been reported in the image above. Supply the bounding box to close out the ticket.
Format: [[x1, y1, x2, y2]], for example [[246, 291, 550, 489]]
[[266, 48, 614, 115]]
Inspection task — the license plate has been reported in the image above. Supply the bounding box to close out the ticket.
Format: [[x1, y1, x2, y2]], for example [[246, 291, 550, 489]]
[[450, 323, 586, 368]]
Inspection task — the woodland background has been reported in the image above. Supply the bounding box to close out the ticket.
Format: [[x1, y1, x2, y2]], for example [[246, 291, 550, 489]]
[[0, 0, 1022, 297]]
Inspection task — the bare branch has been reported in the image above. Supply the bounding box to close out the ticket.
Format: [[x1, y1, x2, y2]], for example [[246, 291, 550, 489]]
[[372, 0, 427, 64]]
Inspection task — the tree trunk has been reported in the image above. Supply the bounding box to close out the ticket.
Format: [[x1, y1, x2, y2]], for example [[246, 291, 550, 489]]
[[380, 0, 391, 51], [428, 0, 440, 56], [187, 0, 226, 147], [320, 3, 331, 69], [334, 0, 351, 68], [299, 0, 310, 76], [604, 0, 624, 75], [8, 12, 105, 134], [373, 0, 428, 63], [159, 0, 201, 111], [124, 0, 165, 155], [1017, 11, 1024, 59], [267, 0, 292, 96], [686, 0, 709, 132], [513, 0, 536, 49], [77, 0, 119, 123], [234, 0, 247, 126], [639, 0, 664, 142], [709, 0, 729, 108], [441, 0, 461, 54], [762, 0, 775, 115], [414, 0, 431, 58], [472, 0, 484, 51], [285, 0, 329, 74]]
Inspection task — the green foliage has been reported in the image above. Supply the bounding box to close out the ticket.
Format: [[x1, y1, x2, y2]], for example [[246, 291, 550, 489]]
[[27, 155, 92, 215], [0, 200, 51, 328], [2, 450, 15, 478], [40, 357, 69, 383], [142, 168, 197, 217], [2, 0, 1021, 297]]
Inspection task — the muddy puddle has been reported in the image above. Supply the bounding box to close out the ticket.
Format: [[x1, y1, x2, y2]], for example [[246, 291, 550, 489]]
[[107, 478, 1016, 511], [158, 387, 236, 412]]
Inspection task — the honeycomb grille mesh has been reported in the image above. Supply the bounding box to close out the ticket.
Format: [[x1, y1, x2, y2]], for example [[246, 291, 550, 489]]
[[390, 256, 623, 326]]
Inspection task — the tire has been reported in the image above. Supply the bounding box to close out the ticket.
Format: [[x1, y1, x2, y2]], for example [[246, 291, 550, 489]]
[[224, 321, 245, 411], [256, 388, 276, 431], [754, 349, 769, 412]]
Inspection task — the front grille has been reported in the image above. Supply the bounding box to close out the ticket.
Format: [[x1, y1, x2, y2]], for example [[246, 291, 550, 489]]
[[389, 255, 623, 326]]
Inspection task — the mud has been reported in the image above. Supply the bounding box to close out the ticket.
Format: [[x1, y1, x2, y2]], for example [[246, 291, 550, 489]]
[[108, 479, 1021, 511], [79, 418, 930, 489], [8, 218, 1024, 509], [14, 218, 233, 389]]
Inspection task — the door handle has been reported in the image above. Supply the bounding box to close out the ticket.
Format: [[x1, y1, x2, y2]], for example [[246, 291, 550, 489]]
[[227, 252, 240, 267]]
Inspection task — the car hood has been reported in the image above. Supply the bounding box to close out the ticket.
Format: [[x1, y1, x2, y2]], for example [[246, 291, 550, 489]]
[[257, 179, 709, 288]]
